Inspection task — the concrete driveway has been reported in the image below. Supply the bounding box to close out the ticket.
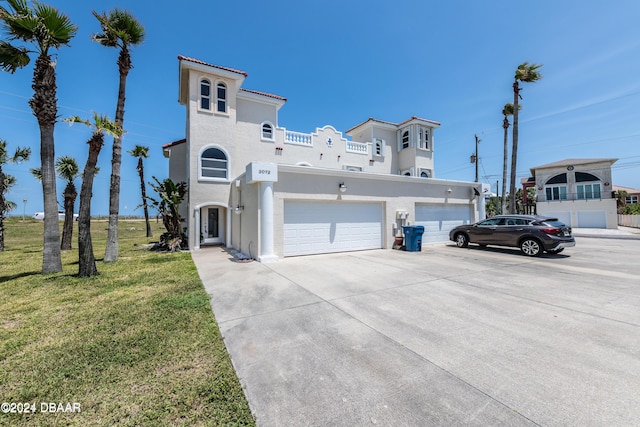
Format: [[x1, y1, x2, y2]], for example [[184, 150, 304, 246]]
[[192, 237, 640, 426]]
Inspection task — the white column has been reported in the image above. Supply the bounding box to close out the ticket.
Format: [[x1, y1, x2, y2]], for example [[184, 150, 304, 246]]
[[258, 181, 278, 262], [194, 207, 201, 250], [226, 208, 232, 248]]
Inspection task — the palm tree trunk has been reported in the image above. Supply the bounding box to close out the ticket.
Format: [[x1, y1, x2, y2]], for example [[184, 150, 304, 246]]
[[78, 136, 102, 277], [104, 51, 130, 262], [60, 183, 76, 250], [501, 117, 509, 215], [137, 158, 152, 237], [509, 81, 520, 214], [32, 54, 62, 273], [0, 167, 6, 252], [40, 124, 62, 273]]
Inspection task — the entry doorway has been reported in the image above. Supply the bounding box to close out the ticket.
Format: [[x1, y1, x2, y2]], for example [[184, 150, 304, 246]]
[[201, 207, 225, 244]]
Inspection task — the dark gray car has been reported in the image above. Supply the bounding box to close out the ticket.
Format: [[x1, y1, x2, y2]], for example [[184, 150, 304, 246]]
[[449, 214, 576, 256]]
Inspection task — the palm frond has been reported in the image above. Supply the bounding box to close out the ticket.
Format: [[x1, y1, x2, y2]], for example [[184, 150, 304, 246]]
[[128, 145, 149, 158], [30, 167, 42, 181], [31, 2, 77, 53], [55, 155, 79, 182], [92, 9, 144, 48], [515, 62, 543, 83], [64, 113, 123, 139], [0, 41, 31, 73]]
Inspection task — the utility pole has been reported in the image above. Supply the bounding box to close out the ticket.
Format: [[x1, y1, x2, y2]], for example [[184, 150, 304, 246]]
[[470, 134, 480, 182]]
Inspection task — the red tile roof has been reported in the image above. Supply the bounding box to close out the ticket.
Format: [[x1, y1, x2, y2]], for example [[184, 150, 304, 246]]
[[178, 55, 248, 77], [162, 138, 186, 149]]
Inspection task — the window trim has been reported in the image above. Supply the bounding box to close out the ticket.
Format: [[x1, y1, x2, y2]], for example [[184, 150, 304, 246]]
[[374, 138, 385, 157], [199, 78, 212, 112], [215, 81, 228, 115], [198, 145, 230, 182], [261, 121, 275, 142], [418, 127, 430, 150], [401, 130, 410, 150], [577, 182, 601, 200], [545, 185, 567, 201], [419, 168, 432, 178]]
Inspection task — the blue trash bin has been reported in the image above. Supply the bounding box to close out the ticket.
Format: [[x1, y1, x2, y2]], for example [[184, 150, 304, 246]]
[[402, 225, 425, 252]]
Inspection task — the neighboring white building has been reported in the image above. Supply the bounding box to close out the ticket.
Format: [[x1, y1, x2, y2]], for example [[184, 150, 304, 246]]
[[529, 158, 618, 229], [163, 55, 487, 261]]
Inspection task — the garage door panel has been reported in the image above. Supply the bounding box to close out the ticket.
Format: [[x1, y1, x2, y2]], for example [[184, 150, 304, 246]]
[[577, 211, 606, 228], [284, 201, 383, 256], [415, 204, 473, 244]]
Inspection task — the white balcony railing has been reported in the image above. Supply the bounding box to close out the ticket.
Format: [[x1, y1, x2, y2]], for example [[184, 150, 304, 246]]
[[285, 130, 312, 147], [346, 141, 368, 155]]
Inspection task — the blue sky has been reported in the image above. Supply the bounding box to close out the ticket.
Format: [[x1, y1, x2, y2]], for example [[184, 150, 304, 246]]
[[2, 0, 640, 216]]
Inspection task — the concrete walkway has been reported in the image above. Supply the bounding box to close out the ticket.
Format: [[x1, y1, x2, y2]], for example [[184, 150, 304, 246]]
[[192, 235, 640, 426]]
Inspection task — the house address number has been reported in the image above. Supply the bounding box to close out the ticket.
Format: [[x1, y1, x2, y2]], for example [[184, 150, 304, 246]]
[[246, 162, 278, 183]]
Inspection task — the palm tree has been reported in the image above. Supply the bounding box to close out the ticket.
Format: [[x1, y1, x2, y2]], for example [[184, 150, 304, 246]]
[[0, 0, 77, 273], [92, 8, 145, 263], [128, 145, 152, 237], [147, 177, 187, 252], [55, 156, 79, 250], [65, 114, 122, 277], [501, 103, 516, 214], [509, 62, 542, 214], [0, 138, 30, 251]]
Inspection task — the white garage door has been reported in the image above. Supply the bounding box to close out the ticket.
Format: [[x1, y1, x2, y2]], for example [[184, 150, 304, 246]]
[[415, 204, 473, 244], [577, 211, 606, 228], [284, 201, 383, 256]]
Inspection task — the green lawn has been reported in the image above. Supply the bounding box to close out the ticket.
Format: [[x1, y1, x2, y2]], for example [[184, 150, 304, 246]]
[[0, 218, 255, 426]]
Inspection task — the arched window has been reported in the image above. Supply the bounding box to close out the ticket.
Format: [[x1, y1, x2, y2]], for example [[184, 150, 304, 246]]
[[200, 79, 211, 110], [575, 172, 601, 199], [546, 173, 567, 184], [420, 169, 432, 178], [200, 147, 228, 180], [216, 82, 227, 113], [575, 172, 599, 182], [545, 173, 567, 200], [261, 122, 274, 140]]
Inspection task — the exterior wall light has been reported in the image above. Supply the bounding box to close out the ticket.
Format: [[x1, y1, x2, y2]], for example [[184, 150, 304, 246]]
[[234, 205, 244, 214], [339, 183, 347, 193], [446, 188, 453, 194]]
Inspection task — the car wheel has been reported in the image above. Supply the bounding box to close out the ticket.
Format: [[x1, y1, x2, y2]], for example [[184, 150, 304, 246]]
[[548, 248, 564, 254], [455, 233, 469, 248], [520, 239, 542, 257]]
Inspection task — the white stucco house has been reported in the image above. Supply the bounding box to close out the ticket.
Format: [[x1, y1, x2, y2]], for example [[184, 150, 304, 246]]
[[528, 158, 618, 229], [163, 55, 488, 261]]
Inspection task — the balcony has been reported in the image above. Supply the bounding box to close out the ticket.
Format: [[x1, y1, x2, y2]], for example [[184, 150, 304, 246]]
[[285, 130, 312, 147], [536, 192, 614, 202], [345, 141, 368, 155]]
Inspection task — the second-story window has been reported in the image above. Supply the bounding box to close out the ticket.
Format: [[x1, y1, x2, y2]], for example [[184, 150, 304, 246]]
[[401, 131, 409, 150], [418, 127, 430, 150], [200, 79, 211, 110], [545, 173, 568, 201], [374, 138, 384, 156], [262, 122, 274, 141], [216, 82, 227, 113], [201, 147, 228, 180]]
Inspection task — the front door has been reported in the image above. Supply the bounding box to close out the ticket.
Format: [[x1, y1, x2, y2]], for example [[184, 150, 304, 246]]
[[202, 207, 224, 244]]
